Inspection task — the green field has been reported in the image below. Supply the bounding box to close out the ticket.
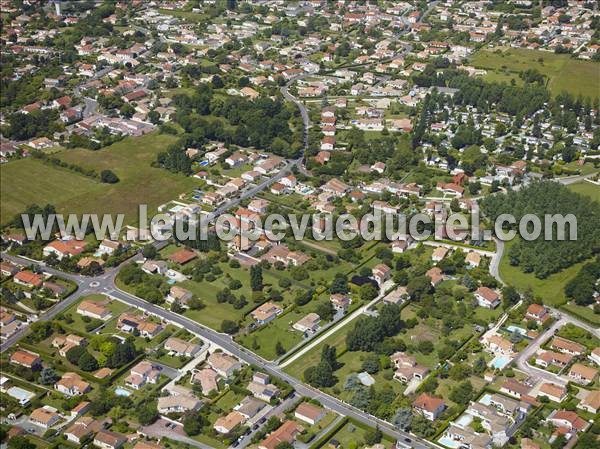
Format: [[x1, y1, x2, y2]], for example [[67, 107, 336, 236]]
[[469, 48, 600, 99], [0, 133, 197, 226], [499, 239, 591, 306], [567, 181, 600, 203]]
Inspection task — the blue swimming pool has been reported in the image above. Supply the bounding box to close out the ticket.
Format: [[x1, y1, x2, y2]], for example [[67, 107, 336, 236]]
[[199, 160, 209, 166], [114, 387, 132, 397], [438, 435, 462, 448], [491, 355, 511, 369]]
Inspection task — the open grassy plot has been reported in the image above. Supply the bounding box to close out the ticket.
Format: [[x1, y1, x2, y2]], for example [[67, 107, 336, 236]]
[[0, 157, 102, 225], [499, 238, 593, 306], [236, 308, 305, 360], [568, 181, 600, 203], [469, 47, 600, 99], [315, 418, 396, 449], [1, 133, 197, 226]]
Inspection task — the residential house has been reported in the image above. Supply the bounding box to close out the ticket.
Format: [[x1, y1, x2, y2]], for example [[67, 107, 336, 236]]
[[236, 396, 266, 420], [208, 352, 242, 378], [525, 304, 550, 325], [125, 361, 161, 390], [117, 313, 163, 338], [10, 350, 41, 369], [294, 402, 325, 426], [214, 411, 245, 435], [251, 302, 283, 326], [163, 337, 201, 357], [535, 350, 572, 369], [568, 364, 597, 385], [412, 393, 446, 421], [55, 372, 91, 396], [578, 390, 600, 414], [165, 286, 193, 307], [550, 337, 585, 356], [330, 294, 351, 313], [293, 313, 321, 333], [372, 264, 391, 286], [546, 410, 589, 435], [43, 239, 87, 260], [475, 287, 501, 309], [258, 421, 303, 449], [29, 407, 60, 429], [431, 247, 448, 262], [93, 430, 127, 449], [191, 368, 219, 395], [391, 352, 429, 383], [247, 378, 280, 402], [157, 394, 201, 414], [13, 270, 43, 288], [77, 299, 111, 321], [538, 383, 567, 403]]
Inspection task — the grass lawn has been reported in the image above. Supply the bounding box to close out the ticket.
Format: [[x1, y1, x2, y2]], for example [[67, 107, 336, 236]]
[[236, 308, 305, 360], [58, 295, 129, 335], [499, 239, 592, 306], [0, 157, 102, 225], [567, 181, 600, 203], [1, 133, 198, 226], [469, 47, 600, 99], [320, 419, 396, 449], [213, 389, 245, 413]]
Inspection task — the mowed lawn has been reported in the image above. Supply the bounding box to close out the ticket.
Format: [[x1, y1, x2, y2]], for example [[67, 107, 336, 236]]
[[0, 133, 197, 226], [469, 48, 600, 99], [568, 181, 600, 203]]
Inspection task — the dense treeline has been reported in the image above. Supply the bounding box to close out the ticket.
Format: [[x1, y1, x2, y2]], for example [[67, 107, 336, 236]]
[[156, 85, 301, 174], [4, 110, 60, 140], [346, 303, 405, 352], [481, 181, 600, 278], [564, 257, 600, 306]]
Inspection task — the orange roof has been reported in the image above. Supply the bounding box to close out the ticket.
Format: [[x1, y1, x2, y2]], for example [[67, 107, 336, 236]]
[[10, 349, 40, 367], [168, 248, 197, 265], [14, 270, 42, 287], [413, 393, 445, 413]]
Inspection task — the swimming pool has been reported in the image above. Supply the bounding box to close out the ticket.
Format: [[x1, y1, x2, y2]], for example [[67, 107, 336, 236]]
[[506, 325, 527, 336], [438, 435, 462, 448], [167, 279, 176, 285], [490, 355, 512, 370], [479, 393, 493, 405], [114, 387, 132, 397], [199, 160, 209, 166]]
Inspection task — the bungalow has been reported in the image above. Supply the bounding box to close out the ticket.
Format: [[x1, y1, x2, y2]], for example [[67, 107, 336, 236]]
[[10, 350, 41, 369], [591, 348, 600, 366], [225, 151, 248, 168], [248, 199, 269, 214], [330, 294, 351, 313], [251, 302, 283, 326], [426, 267, 444, 287], [258, 421, 303, 449], [13, 270, 43, 288], [320, 136, 336, 151], [436, 182, 464, 197], [168, 248, 197, 265], [208, 352, 242, 378], [165, 285, 193, 306], [55, 372, 91, 396], [475, 287, 501, 309], [321, 178, 349, 197], [117, 313, 163, 338], [0, 261, 19, 277], [247, 378, 280, 402], [550, 337, 585, 356], [483, 334, 513, 356], [293, 313, 321, 333], [125, 361, 161, 390], [431, 246, 448, 262], [538, 382, 567, 403], [568, 363, 597, 385], [412, 393, 446, 421], [372, 200, 398, 215], [578, 390, 600, 414], [236, 396, 266, 420], [157, 394, 201, 414], [29, 407, 61, 429], [546, 410, 589, 434], [164, 337, 201, 357], [97, 240, 121, 256], [500, 379, 531, 399], [192, 368, 219, 395], [372, 264, 391, 286], [94, 430, 127, 449], [43, 239, 87, 260], [465, 252, 481, 268], [214, 411, 245, 435], [535, 350, 572, 369], [391, 352, 429, 383], [525, 304, 550, 325], [295, 402, 325, 426], [77, 299, 111, 321], [64, 417, 98, 444]]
